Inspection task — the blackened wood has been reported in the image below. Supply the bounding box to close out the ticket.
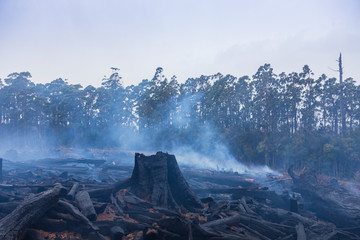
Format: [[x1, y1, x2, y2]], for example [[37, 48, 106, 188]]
[[157, 217, 192, 237], [252, 202, 315, 227], [0, 192, 12, 203], [289, 166, 360, 227], [93, 201, 108, 214], [129, 152, 203, 210], [290, 198, 298, 213], [296, 223, 306, 240], [0, 202, 19, 214], [237, 222, 272, 240], [87, 231, 108, 240], [0, 183, 64, 240], [33, 217, 67, 232], [66, 182, 79, 200], [202, 214, 286, 239], [75, 190, 97, 221], [241, 197, 256, 215], [87, 178, 131, 201], [94, 219, 149, 236], [56, 200, 98, 231], [110, 193, 124, 216], [143, 228, 160, 240], [110, 226, 125, 240], [22, 229, 45, 240]]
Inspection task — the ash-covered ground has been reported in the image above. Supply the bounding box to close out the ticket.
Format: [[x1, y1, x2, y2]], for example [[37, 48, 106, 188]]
[[0, 151, 360, 240]]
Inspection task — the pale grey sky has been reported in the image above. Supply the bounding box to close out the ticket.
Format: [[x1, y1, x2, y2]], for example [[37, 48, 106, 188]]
[[0, 0, 359, 86]]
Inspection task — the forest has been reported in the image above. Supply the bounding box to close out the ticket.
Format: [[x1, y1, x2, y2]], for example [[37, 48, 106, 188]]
[[1, 55, 360, 179]]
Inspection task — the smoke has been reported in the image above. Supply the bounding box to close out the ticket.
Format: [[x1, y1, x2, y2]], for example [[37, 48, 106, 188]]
[[0, 83, 278, 179], [114, 93, 278, 177], [0, 130, 59, 161], [174, 146, 275, 176]]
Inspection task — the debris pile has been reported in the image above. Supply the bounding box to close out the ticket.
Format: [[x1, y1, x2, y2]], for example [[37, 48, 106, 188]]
[[0, 153, 359, 239]]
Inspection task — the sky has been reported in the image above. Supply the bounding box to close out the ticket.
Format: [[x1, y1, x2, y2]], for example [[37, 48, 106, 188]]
[[0, 0, 359, 87]]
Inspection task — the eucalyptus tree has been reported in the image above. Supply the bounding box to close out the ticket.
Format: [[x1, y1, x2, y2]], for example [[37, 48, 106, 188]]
[[279, 72, 303, 135], [99, 67, 128, 131], [1, 72, 36, 146], [250, 64, 280, 166], [343, 77, 358, 131], [300, 65, 317, 133], [138, 68, 179, 132]]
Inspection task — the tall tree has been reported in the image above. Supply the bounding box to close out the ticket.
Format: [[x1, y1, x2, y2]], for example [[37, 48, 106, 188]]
[[338, 53, 346, 136], [251, 64, 280, 166]]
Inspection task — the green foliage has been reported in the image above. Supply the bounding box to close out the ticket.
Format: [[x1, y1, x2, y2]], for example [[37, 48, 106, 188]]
[[1, 64, 360, 179]]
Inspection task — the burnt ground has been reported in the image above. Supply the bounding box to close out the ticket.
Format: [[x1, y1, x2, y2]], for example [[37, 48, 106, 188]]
[[0, 152, 359, 240]]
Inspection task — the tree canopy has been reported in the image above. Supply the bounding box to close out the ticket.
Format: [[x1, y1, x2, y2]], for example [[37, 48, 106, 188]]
[[1, 61, 360, 178]]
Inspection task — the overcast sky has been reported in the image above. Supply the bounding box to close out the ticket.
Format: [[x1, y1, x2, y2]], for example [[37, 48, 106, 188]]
[[0, 0, 359, 87]]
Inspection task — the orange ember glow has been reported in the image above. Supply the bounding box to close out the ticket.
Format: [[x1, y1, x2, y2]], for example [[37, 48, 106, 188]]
[[37, 229, 83, 240], [244, 178, 254, 182], [97, 204, 120, 221]]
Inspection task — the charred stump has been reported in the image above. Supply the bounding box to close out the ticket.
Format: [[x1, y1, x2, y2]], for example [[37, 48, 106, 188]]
[[129, 152, 203, 211]]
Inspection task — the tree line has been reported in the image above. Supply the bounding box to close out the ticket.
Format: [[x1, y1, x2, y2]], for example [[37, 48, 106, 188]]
[[1, 56, 360, 178]]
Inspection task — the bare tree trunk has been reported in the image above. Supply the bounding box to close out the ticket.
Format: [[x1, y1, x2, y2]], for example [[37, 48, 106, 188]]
[[339, 53, 346, 136]]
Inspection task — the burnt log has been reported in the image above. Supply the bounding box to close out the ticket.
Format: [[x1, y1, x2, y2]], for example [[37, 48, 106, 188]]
[[75, 190, 97, 221], [296, 223, 307, 240], [0, 202, 19, 215], [33, 217, 67, 232], [0, 183, 64, 240], [110, 226, 125, 240], [66, 182, 79, 200], [88, 178, 131, 201], [129, 152, 203, 211], [56, 200, 98, 231], [289, 166, 360, 227], [202, 214, 287, 239], [22, 229, 45, 240]]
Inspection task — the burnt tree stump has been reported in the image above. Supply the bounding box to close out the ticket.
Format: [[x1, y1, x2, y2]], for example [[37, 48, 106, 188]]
[[129, 152, 203, 211]]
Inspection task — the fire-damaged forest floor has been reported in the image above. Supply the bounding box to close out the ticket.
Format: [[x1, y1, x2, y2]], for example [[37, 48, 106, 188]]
[[1, 153, 360, 240]]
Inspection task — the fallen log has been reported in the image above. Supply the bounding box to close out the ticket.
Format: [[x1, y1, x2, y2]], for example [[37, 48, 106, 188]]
[[33, 217, 67, 232], [110, 226, 125, 240], [0, 183, 64, 240], [288, 166, 360, 227], [75, 190, 97, 221], [0, 202, 20, 215], [66, 182, 79, 200], [252, 201, 316, 227], [22, 229, 45, 240], [56, 200, 98, 231], [237, 222, 272, 240], [87, 179, 131, 201], [202, 214, 286, 239], [0, 192, 13, 203], [296, 223, 306, 240]]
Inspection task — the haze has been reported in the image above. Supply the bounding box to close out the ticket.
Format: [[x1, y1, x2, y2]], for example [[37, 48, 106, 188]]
[[0, 0, 359, 86]]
